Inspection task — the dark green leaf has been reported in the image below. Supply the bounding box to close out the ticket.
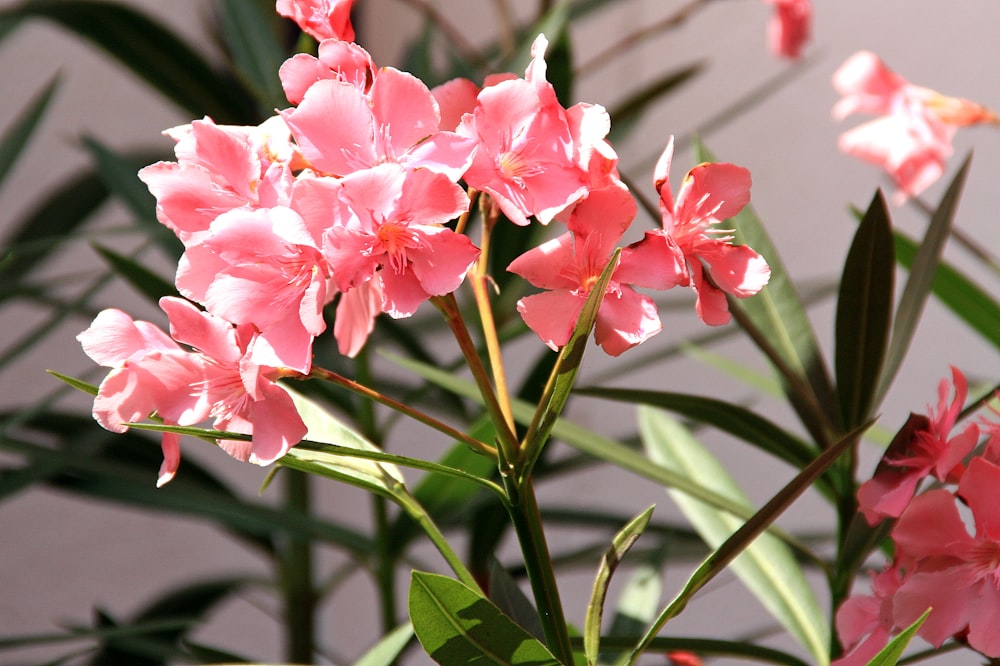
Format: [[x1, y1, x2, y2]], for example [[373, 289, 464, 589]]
[[0, 74, 60, 186], [1, 0, 253, 123], [608, 62, 703, 143], [409, 571, 560, 666], [91, 243, 179, 305], [835, 190, 894, 429], [894, 226, 1000, 353], [575, 386, 819, 475], [219, 0, 288, 110], [488, 559, 544, 643], [80, 136, 154, 221]]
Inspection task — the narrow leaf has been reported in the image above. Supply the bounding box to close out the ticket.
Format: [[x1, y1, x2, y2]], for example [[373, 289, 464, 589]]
[[409, 571, 560, 666], [353, 622, 414, 666], [91, 243, 179, 304], [608, 62, 703, 142], [219, 0, 287, 110], [584, 506, 654, 666], [1, 0, 252, 122], [877, 156, 970, 403], [835, 189, 894, 429], [864, 608, 931, 666], [0, 74, 60, 185], [639, 407, 829, 665]]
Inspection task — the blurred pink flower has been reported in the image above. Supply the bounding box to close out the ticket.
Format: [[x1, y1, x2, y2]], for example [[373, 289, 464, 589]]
[[764, 0, 811, 59], [832, 567, 904, 666], [276, 0, 355, 42], [834, 51, 1000, 202], [857, 366, 978, 525], [630, 137, 769, 326]]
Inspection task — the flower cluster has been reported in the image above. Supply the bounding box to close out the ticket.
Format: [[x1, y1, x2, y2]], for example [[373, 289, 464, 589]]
[[833, 50, 1000, 203], [78, 1, 770, 483], [835, 367, 1000, 663]]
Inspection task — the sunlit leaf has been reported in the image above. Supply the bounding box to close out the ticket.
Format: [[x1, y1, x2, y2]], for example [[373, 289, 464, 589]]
[[639, 407, 829, 665], [864, 608, 931, 666], [409, 571, 560, 666], [352, 622, 414, 666]]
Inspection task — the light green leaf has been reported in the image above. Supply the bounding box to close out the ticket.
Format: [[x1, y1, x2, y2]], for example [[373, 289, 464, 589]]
[[864, 608, 930, 666], [409, 571, 561, 666], [639, 407, 829, 665], [353, 622, 414, 666], [584, 506, 654, 666]]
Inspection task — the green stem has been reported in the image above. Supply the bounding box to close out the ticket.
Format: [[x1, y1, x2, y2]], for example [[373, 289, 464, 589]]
[[506, 477, 574, 664], [280, 469, 316, 664]]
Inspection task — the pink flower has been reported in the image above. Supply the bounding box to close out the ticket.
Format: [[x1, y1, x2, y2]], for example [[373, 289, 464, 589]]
[[833, 51, 1000, 202], [279, 39, 376, 104], [322, 164, 479, 319], [175, 206, 334, 374], [857, 366, 979, 525], [139, 116, 299, 244], [457, 35, 587, 225], [832, 567, 904, 666], [764, 0, 811, 59], [281, 67, 476, 180], [508, 185, 674, 356], [891, 457, 1000, 656], [78, 298, 308, 485], [629, 137, 769, 326], [276, 0, 355, 43]]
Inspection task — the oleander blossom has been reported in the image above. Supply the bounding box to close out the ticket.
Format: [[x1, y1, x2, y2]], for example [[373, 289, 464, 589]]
[[627, 136, 770, 325], [276, 0, 355, 42], [764, 0, 811, 59], [856, 366, 978, 525], [833, 50, 1000, 203], [78, 298, 308, 486]]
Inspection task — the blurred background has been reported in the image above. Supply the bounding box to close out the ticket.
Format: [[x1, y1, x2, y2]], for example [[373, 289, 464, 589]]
[[1, 0, 998, 664]]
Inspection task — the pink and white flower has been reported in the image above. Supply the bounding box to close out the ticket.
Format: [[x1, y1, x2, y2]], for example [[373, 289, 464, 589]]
[[276, 0, 355, 43]]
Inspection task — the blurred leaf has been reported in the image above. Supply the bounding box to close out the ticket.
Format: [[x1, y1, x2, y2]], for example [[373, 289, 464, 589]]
[[409, 571, 560, 666], [575, 386, 820, 478], [352, 622, 415, 666], [86, 578, 246, 666], [503, 1, 571, 104], [79, 136, 154, 221], [608, 61, 703, 142], [0, 74, 60, 186], [0, 149, 164, 292], [835, 189, 893, 429], [583, 506, 653, 666], [219, 0, 288, 110], [0, 0, 253, 123], [91, 243, 179, 304], [639, 407, 830, 665], [894, 231, 1000, 351], [607, 564, 662, 642], [864, 608, 931, 666], [696, 140, 840, 444]]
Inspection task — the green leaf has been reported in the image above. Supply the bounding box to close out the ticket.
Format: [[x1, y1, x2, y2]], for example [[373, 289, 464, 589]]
[[607, 564, 662, 642], [575, 386, 818, 475], [503, 2, 571, 105], [219, 0, 288, 110], [695, 140, 840, 443], [836, 190, 894, 429], [1, 0, 252, 122], [894, 231, 1000, 353], [409, 571, 561, 666], [583, 506, 654, 666], [488, 559, 545, 642], [864, 608, 931, 666], [608, 62, 703, 142], [353, 622, 415, 666], [80, 136, 154, 220], [0, 74, 60, 186], [91, 243, 179, 304], [521, 249, 619, 476], [639, 407, 829, 665], [877, 156, 970, 403]]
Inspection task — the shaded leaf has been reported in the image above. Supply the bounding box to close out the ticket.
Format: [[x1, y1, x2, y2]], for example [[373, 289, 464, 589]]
[[877, 157, 970, 403], [639, 407, 829, 665], [608, 62, 703, 142], [0, 0, 252, 122], [488, 559, 545, 643], [0, 74, 60, 186], [409, 571, 560, 666], [219, 0, 288, 110], [836, 190, 894, 430], [92, 243, 179, 305]]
